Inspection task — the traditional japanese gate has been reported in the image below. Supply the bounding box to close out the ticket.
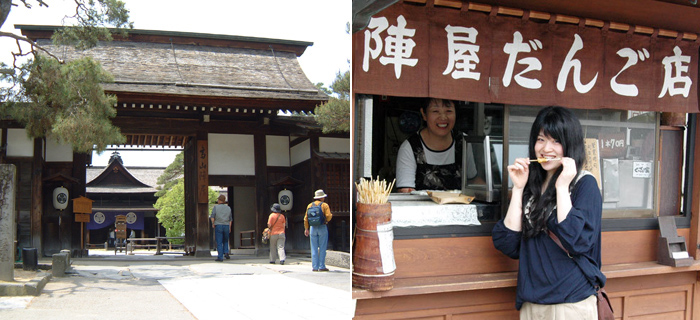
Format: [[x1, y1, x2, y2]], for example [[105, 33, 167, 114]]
[[5, 26, 349, 258]]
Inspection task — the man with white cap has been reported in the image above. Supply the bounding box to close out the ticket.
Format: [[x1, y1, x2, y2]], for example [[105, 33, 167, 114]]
[[304, 189, 333, 271]]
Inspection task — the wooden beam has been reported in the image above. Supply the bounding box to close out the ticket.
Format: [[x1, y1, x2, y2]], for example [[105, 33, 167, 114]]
[[112, 116, 294, 136], [71, 152, 87, 256], [254, 133, 267, 250], [184, 138, 197, 253], [461, 0, 699, 40], [112, 94, 325, 111], [690, 115, 700, 260], [208, 175, 256, 187]]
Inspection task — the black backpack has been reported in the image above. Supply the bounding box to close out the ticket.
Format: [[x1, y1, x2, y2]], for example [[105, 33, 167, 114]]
[[307, 202, 324, 226]]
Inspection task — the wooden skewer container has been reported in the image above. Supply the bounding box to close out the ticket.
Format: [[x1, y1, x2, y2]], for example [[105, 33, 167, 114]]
[[352, 202, 395, 291]]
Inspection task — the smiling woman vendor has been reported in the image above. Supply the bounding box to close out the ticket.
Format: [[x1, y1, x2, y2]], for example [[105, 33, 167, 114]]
[[396, 98, 477, 193]]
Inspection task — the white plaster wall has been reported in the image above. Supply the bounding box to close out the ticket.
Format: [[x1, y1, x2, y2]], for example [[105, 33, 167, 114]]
[[266, 136, 290, 167], [290, 139, 310, 166], [208, 134, 255, 175], [319, 137, 350, 153], [7, 129, 33, 157], [46, 139, 73, 162]]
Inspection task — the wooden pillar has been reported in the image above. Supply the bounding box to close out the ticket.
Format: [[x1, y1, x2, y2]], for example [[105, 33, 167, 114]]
[[0, 128, 7, 163], [195, 134, 211, 257], [30, 138, 42, 255], [254, 133, 267, 249], [184, 138, 197, 252], [71, 153, 87, 256], [689, 115, 700, 259], [227, 186, 234, 250], [310, 136, 320, 191]]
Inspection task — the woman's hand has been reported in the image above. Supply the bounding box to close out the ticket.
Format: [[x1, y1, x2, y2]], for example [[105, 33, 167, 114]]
[[397, 187, 415, 193], [507, 158, 530, 190], [555, 157, 577, 189]]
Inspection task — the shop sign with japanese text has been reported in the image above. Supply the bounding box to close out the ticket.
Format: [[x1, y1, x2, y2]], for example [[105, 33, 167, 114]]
[[353, 4, 699, 112]]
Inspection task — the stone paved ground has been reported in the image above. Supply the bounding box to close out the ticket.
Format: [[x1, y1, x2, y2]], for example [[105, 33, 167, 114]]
[[0, 251, 354, 320]]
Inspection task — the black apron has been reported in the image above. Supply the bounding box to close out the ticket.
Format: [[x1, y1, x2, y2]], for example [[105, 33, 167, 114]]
[[408, 131, 462, 190]]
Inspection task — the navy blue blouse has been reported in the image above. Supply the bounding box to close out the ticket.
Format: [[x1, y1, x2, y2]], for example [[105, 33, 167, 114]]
[[492, 175, 605, 310]]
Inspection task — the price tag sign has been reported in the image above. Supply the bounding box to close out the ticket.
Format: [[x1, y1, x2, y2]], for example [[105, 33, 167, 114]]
[[633, 162, 652, 178], [598, 132, 627, 158]]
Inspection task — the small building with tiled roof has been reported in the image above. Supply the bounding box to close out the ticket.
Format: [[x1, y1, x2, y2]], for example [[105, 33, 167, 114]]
[[84, 152, 165, 246]]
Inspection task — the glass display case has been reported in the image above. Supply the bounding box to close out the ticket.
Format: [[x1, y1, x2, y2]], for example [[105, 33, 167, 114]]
[[507, 106, 658, 218]]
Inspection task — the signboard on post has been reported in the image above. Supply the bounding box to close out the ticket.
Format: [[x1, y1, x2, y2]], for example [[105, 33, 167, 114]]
[[72, 196, 94, 214], [197, 140, 209, 203], [72, 196, 94, 254]]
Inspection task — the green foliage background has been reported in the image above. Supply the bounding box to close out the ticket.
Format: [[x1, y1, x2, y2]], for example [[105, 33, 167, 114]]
[[314, 70, 350, 133], [153, 179, 218, 244]]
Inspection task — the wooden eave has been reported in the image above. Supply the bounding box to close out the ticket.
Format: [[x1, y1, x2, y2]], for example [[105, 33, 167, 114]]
[[86, 160, 150, 188], [13, 25, 330, 148], [313, 151, 351, 162], [16, 25, 329, 113], [270, 176, 305, 187], [354, 0, 700, 39], [42, 172, 80, 184], [112, 93, 324, 113]]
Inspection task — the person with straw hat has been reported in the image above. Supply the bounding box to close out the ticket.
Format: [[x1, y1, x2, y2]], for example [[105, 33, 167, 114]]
[[304, 189, 333, 272]]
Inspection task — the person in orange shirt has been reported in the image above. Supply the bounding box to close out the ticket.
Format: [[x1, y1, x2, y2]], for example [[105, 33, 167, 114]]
[[304, 189, 333, 271], [267, 203, 286, 265]]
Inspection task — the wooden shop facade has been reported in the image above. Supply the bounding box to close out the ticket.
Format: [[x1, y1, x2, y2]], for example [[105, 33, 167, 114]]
[[1, 25, 350, 258], [352, 0, 700, 319]]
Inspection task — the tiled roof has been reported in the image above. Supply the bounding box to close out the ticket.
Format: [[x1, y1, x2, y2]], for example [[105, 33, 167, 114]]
[[32, 38, 328, 104], [86, 166, 165, 194]]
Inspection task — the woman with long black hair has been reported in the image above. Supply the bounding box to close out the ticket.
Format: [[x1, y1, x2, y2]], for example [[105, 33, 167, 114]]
[[492, 106, 605, 319]]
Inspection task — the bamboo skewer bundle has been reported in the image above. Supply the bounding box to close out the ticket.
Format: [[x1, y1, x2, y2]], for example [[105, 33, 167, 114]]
[[355, 177, 396, 204]]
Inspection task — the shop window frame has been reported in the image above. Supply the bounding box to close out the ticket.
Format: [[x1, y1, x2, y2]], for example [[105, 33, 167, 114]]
[[392, 111, 694, 240]]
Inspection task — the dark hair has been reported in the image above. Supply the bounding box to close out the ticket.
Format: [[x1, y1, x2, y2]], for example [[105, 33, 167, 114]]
[[419, 98, 455, 113], [522, 106, 585, 239]]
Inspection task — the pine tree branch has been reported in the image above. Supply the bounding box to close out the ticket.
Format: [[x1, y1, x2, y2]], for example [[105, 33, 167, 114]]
[[0, 30, 64, 64], [18, 0, 49, 9]]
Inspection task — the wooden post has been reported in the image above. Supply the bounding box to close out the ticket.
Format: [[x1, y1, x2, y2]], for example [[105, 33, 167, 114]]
[[195, 137, 211, 257], [72, 197, 93, 256], [72, 153, 87, 256], [184, 138, 197, 253], [31, 138, 43, 255], [0, 128, 7, 163], [254, 133, 267, 249], [689, 115, 700, 259]]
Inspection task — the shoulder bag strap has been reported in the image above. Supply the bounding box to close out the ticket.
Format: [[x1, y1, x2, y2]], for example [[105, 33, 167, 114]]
[[270, 213, 282, 228]]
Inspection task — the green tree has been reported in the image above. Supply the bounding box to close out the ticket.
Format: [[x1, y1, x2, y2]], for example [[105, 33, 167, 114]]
[[154, 179, 218, 244], [0, 0, 133, 153], [314, 70, 350, 133], [314, 82, 332, 96], [154, 151, 184, 197]]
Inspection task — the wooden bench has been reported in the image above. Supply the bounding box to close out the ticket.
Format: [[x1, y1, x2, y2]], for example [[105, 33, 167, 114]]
[[124, 238, 158, 254], [240, 230, 255, 249], [155, 237, 185, 255]]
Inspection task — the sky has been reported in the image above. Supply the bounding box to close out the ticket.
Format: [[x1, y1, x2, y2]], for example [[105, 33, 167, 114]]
[[0, 0, 351, 167]]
